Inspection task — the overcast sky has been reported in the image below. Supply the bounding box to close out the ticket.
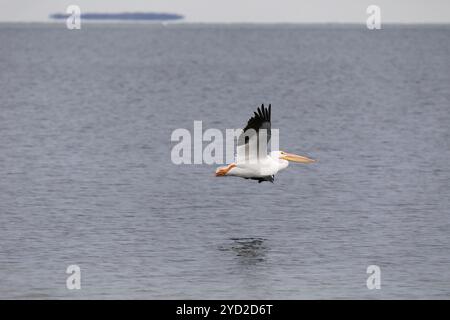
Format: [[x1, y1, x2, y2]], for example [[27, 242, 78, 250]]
[[0, 0, 449, 23]]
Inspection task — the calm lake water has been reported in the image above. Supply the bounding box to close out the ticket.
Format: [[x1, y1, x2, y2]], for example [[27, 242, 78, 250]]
[[0, 23, 449, 299]]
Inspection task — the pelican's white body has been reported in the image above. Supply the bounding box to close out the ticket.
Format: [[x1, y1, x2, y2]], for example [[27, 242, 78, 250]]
[[226, 151, 289, 178]]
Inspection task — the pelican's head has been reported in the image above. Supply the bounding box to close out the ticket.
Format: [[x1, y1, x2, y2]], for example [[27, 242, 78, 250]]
[[271, 151, 316, 164]]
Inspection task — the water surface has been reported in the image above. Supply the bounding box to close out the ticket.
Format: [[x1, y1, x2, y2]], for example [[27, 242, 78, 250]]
[[0, 23, 449, 299]]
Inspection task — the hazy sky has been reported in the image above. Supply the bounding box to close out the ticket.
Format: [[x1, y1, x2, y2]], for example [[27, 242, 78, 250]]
[[0, 0, 449, 23]]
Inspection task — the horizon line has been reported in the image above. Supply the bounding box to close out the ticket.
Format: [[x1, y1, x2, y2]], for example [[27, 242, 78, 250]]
[[1, 21, 450, 25]]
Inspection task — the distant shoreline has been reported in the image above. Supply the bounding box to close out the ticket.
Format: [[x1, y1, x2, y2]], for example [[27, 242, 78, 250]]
[[49, 12, 184, 21]]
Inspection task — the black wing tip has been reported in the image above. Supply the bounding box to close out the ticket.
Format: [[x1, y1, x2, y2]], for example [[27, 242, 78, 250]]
[[242, 103, 272, 133], [258, 104, 265, 118], [256, 103, 271, 122]]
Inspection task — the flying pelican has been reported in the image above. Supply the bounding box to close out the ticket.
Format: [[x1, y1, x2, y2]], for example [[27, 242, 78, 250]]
[[215, 104, 315, 183]]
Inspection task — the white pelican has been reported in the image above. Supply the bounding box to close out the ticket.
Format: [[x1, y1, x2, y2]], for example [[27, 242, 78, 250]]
[[215, 104, 315, 183]]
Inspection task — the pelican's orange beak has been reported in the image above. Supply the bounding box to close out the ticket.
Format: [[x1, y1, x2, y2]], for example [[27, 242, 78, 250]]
[[281, 152, 316, 163]]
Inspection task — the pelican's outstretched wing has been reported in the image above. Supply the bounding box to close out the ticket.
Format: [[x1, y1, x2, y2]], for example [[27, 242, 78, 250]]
[[237, 104, 271, 163]]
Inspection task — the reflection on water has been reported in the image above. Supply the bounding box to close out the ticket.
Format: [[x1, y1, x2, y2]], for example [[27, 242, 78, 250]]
[[220, 238, 268, 265]]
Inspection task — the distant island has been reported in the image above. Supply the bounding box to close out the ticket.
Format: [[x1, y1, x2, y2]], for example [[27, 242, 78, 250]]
[[49, 12, 184, 21]]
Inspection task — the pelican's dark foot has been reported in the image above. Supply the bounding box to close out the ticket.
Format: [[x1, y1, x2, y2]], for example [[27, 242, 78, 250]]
[[256, 175, 274, 183]]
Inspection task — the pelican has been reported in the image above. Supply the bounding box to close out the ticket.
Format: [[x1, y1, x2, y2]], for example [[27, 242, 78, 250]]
[[215, 104, 315, 183]]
